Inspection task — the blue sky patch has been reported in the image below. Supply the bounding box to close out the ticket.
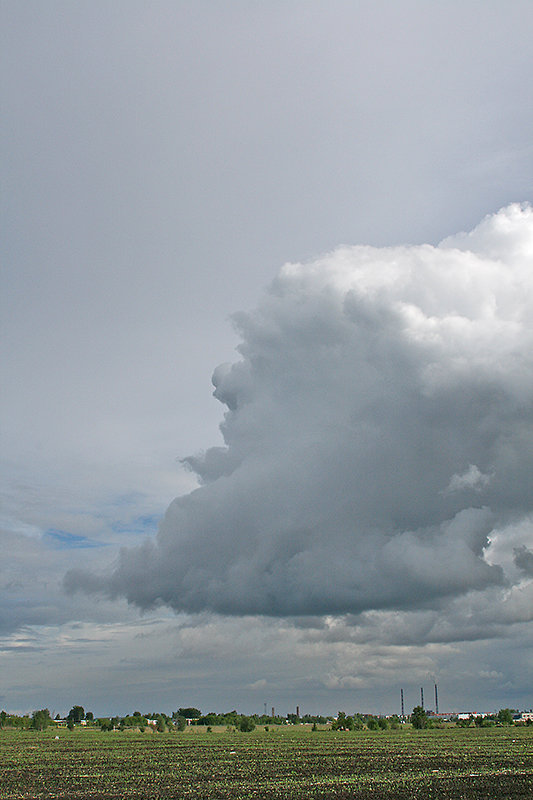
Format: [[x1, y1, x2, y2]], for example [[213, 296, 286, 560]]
[[111, 514, 161, 536], [43, 529, 105, 549]]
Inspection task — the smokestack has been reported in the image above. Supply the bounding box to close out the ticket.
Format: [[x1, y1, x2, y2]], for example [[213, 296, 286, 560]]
[[401, 688, 404, 717], [272, 707, 275, 718], [296, 705, 300, 718], [420, 687, 424, 709], [434, 684, 439, 714]]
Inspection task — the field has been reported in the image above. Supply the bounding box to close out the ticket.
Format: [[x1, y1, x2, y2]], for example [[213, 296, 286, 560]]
[[1, 725, 532, 799]]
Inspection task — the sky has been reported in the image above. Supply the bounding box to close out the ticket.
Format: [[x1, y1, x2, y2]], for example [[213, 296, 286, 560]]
[[1, 0, 532, 719]]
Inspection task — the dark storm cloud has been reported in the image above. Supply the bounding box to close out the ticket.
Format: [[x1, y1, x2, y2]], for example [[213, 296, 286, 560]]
[[67, 205, 533, 621], [514, 545, 533, 576]]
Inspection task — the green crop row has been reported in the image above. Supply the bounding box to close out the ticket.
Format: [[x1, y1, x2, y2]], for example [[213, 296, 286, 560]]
[[0, 726, 532, 799]]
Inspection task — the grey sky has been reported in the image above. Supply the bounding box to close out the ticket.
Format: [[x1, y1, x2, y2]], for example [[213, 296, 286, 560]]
[[1, 1, 532, 717]]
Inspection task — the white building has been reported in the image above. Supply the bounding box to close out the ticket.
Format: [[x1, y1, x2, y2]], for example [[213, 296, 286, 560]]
[[513, 712, 533, 722]]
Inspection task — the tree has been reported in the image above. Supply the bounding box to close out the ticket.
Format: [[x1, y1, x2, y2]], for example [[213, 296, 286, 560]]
[[67, 705, 85, 724], [176, 707, 201, 720], [32, 709, 52, 731], [239, 716, 255, 732], [332, 712, 355, 731], [411, 706, 429, 729], [497, 708, 514, 725]]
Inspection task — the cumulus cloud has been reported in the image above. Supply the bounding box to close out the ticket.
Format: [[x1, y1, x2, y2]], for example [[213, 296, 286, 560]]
[[67, 204, 533, 628], [445, 464, 492, 494]]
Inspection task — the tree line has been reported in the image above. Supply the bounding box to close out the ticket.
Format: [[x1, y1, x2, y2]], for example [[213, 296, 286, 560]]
[[0, 706, 526, 733]]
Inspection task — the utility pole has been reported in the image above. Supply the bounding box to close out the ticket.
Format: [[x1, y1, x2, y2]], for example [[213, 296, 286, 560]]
[[420, 687, 424, 709], [401, 688, 404, 718]]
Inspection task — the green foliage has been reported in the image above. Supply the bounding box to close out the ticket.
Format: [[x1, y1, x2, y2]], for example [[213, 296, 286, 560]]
[[175, 707, 201, 720], [239, 716, 255, 732], [67, 705, 85, 723], [31, 709, 52, 731], [497, 708, 514, 725], [299, 714, 328, 725], [0, 713, 30, 729], [377, 717, 389, 730], [122, 713, 148, 729], [332, 712, 355, 731], [411, 706, 429, 729], [222, 711, 239, 727], [198, 713, 219, 726]]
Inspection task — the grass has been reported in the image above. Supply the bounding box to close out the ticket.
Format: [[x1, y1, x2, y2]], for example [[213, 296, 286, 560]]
[[1, 725, 532, 799]]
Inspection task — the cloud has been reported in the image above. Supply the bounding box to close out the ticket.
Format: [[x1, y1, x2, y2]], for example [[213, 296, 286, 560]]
[[247, 678, 267, 691], [445, 464, 492, 494], [514, 545, 533, 576], [68, 204, 533, 628]]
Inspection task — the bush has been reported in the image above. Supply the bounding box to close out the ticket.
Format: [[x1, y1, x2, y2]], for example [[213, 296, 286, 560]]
[[239, 716, 255, 732]]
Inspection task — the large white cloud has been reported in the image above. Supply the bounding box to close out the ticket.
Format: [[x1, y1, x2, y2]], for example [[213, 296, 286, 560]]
[[68, 204, 533, 625]]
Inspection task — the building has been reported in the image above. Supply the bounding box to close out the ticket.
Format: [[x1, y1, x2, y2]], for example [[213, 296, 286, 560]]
[[513, 712, 533, 723]]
